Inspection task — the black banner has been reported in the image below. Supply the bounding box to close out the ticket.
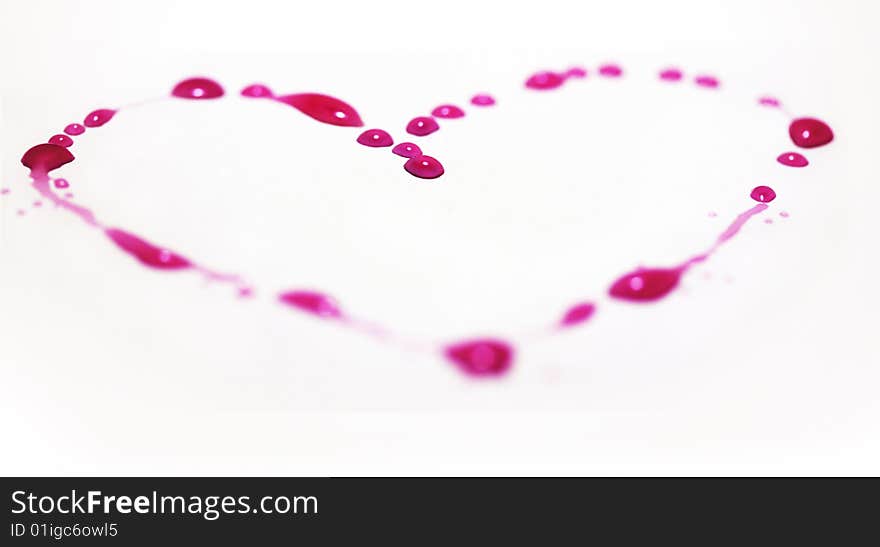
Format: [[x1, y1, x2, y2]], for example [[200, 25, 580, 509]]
[[1, 477, 875, 544]]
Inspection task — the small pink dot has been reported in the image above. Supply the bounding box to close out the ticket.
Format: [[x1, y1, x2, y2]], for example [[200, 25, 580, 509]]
[[598, 64, 623, 77], [695, 75, 720, 88], [764, 218, 774, 224], [708, 211, 717, 218], [659, 68, 683, 81], [565, 67, 587, 79], [780, 211, 790, 218], [758, 96, 781, 107], [53, 178, 70, 189], [16, 209, 26, 216], [0, 188, 9, 195], [470, 93, 496, 107], [64, 123, 85, 136]]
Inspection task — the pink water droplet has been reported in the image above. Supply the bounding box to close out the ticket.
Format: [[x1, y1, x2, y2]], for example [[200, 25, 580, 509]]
[[241, 84, 274, 98], [356, 129, 393, 147], [83, 109, 116, 128], [764, 218, 774, 224], [598, 64, 623, 77], [470, 93, 496, 106], [565, 66, 587, 78], [392, 142, 422, 158], [789, 118, 834, 148], [780, 211, 790, 218], [404, 155, 444, 179], [406, 116, 439, 136], [431, 104, 465, 119], [49, 134, 73, 147], [275, 93, 364, 127], [659, 68, 683, 81], [759, 96, 781, 107], [609, 267, 685, 302], [560, 302, 596, 327], [695, 75, 720, 88], [278, 290, 343, 319], [21, 144, 75, 174], [525, 71, 566, 90], [53, 178, 70, 189], [750, 185, 777, 203], [64, 123, 85, 136], [105, 228, 191, 269], [777, 152, 809, 167], [171, 77, 224, 100], [444, 339, 513, 377]]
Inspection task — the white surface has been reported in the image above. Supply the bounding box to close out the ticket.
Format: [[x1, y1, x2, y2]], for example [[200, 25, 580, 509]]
[[1, 0, 879, 475]]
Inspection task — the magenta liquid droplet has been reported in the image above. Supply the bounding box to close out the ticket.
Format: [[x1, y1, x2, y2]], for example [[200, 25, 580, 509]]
[[789, 118, 834, 148], [53, 178, 69, 189], [470, 93, 495, 106], [171, 77, 224, 100], [750, 185, 777, 203], [275, 93, 364, 127], [777, 152, 809, 167], [356, 129, 393, 147], [278, 290, 342, 319], [659, 68, 683, 81], [391, 142, 422, 158], [64, 123, 85, 136], [695, 75, 720, 88], [405, 116, 439, 136], [105, 228, 191, 269], [565, 67, 587, 79], [609, 267, 684, 302], [404, 155, 444, 179], [560, 302, 596, 327], [525, 71, 566, 90], [598, 64, 623, 77], [431, 104, 465, 119], [444, 339, 513, 377], [759, 96, 781, 107], [83, 109, 116, 128], [241, 84, 273, 98], [21, 144, 74, 174], [49, 134, 73, 147]]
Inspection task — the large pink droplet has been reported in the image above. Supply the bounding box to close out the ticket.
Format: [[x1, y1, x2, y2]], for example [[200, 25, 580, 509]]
[[48, 134, 73, 147], [406, 116, 439, 136], [525, 71, 566, 90], [83, 109, 116, 128], [404, 155, 444, 179], [105, 228, 191, 269], [777, 152, 809, 167], [275, 93, 364, 127], [278, 290, 343, 319], [241, 84, 274, 98], [444, 339, 513, 377], [560, 302, 596, 327], [470, 93, 496, 106], [392, 142, 422, 158], [64, 123, 85, 136], [750, 185, 777, 203], [789, 118, 834, 148], [431, 104, 465, 119], [609, 267, 684, 302], [21, 144, 75, 174], [171, 77, 224, 99], [356, 129, 393, 147]]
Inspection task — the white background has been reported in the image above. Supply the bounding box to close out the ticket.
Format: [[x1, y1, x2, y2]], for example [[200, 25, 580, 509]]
[[1, 0, 879, 475]]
